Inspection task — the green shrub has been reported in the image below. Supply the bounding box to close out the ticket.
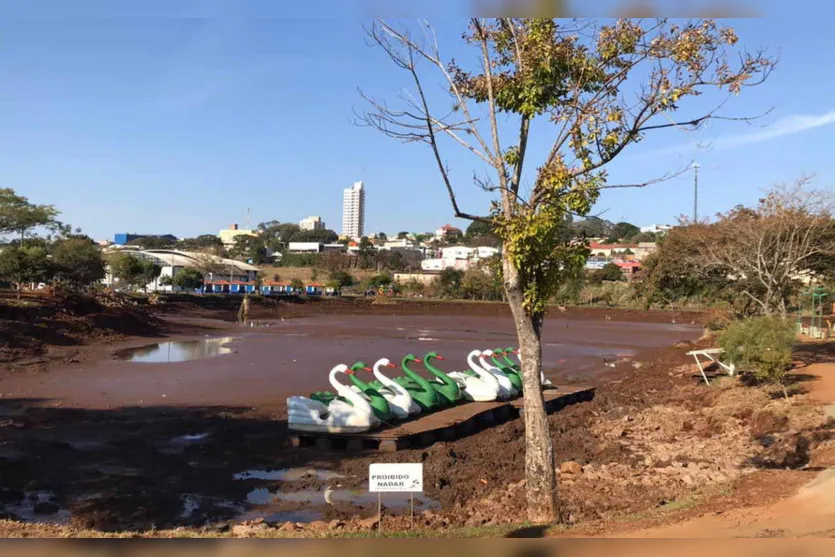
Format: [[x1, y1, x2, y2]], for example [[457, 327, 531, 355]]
[[329, 270, 354, 288], [719, 316, 797, 395]]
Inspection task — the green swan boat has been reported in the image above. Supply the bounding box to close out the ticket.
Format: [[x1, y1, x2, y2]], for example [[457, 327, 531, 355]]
[[502, 345, 554, 388], [391, 354, 441, 411], [502, 347, 521, 372], [490, 348, 523, 392], [422, 352, 461, 406], [310, 362, 393, 421]]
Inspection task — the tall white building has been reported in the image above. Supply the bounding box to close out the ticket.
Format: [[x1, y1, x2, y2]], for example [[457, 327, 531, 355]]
[[341, 181, 366, 240], [299, 216, 325, 231]]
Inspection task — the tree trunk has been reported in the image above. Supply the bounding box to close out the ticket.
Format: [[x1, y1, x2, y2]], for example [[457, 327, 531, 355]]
[[503, 255, 558, 523]]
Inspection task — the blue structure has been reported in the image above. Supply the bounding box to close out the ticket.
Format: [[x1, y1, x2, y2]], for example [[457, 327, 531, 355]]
[[204, 280, 258, 294], [114, 233, 178, 246], [261, 282, 296, 296], [305, 283, 324, 296]]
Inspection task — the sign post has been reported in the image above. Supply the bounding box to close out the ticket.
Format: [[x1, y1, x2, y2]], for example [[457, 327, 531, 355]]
[[369, 463, 423, 534]]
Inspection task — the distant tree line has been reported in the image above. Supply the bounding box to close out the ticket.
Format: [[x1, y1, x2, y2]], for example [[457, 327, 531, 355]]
[[0, 188, 107, 297]]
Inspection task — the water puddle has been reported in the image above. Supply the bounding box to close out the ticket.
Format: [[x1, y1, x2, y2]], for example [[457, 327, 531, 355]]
[[178, 494, 240, 520], [271, 486, 439, 511], [171, 433, 210, 444], [93, 464, 143, 477], [63, 437, 108, 451], [180, 494, 201, 518], [234, 468, 346, 481], [3, 491, 71, 524], [232, 467, 435, 523], [113, 337, 238, 363]]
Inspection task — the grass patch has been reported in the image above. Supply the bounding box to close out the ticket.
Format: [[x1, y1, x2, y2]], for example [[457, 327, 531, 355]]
[[620, 482, 735, 525]]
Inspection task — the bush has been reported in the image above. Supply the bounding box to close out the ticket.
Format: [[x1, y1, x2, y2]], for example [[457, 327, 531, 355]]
[[51, 237, 106, 290], [587, 262, 624, 285], [366, 272, 393, 289], [719, 316, 797, 396], [329, 270, 354, 288], [171, 268, 204, 290]]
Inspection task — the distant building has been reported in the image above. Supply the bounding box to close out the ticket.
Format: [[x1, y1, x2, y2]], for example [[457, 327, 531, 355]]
[[113, 233, 177, 246], [421, 245, 499, 272], [102, 249, 258, 293], [588, 243, 637, 258], [634, 242, 658, 260], [640, 223, 674, 234], [614, 260, 642, 279], [585, 257, 610, 270], [322, 243, 347, 253], [435, 224, 463, 239], [475, 246, 500, 259], [420, 259, 447, 272], [287, 242, 323, 253], [299, 216, 325, 231], [378, 238, 414, 251], [341, 181, 366, 240], [218, 224, 256, 249], [587, 242, 656, 261]]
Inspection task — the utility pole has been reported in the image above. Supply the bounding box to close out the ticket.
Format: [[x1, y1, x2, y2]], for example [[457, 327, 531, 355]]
[[692, 162, 700, 223]]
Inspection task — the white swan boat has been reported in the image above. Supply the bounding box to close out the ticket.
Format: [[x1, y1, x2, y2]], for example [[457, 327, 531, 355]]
[[478, 349, 519, 399], [368, 357, 420, 419], [448, 350, 500, 401], [287, 364, 380, 433]]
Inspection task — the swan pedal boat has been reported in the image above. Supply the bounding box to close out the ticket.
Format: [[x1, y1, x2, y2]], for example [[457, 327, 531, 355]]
[[288, 364, 379, 434]]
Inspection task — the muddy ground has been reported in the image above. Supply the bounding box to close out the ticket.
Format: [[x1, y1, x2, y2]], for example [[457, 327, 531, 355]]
[[0, 293, 832, 537]]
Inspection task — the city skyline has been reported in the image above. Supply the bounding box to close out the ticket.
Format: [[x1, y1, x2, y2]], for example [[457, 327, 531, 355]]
[[0, 12, 832, 241]]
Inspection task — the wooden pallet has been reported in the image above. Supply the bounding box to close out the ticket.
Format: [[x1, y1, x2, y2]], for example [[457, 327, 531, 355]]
[[289, 385, 595, 452], [512, 385, 596, 413]]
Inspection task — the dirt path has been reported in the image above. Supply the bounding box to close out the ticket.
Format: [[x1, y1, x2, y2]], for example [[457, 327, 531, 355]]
[[614, 361, 835, 538]]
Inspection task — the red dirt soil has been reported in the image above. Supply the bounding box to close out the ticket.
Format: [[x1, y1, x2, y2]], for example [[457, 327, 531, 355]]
[[0, 293, 831, 537]]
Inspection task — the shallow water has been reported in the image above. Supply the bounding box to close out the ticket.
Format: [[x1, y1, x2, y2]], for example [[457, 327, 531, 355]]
[[273, 486, 439, 511], [113, 337, 238, 363], [0, 314, 700, 409], [4, 491, 71, 524], [234, 468, 347, 481], [233, 467, 438, 522]]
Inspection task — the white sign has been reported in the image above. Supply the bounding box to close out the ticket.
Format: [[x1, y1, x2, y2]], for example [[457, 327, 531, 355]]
[[369, 463, 423, 493]]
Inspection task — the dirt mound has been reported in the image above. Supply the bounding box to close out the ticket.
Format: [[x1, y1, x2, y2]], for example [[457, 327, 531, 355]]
[[0, 292, 162, 369]]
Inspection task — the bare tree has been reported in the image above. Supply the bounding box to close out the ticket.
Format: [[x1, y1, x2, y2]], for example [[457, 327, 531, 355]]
[[358, 18, 773, 522], [692, 178, 835, 315]]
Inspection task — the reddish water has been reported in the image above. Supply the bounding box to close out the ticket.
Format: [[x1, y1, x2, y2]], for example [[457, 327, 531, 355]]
[[0, 314, 700, 409]]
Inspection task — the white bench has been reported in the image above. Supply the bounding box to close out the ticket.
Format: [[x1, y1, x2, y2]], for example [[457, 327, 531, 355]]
[[686, 348, 736, 385]]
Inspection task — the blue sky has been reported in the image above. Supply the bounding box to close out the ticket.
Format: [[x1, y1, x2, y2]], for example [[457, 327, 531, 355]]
[[1, 1, 833, 241]]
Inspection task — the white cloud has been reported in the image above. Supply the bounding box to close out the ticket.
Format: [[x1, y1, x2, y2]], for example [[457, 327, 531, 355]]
[[635, 108, 835, 159]]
